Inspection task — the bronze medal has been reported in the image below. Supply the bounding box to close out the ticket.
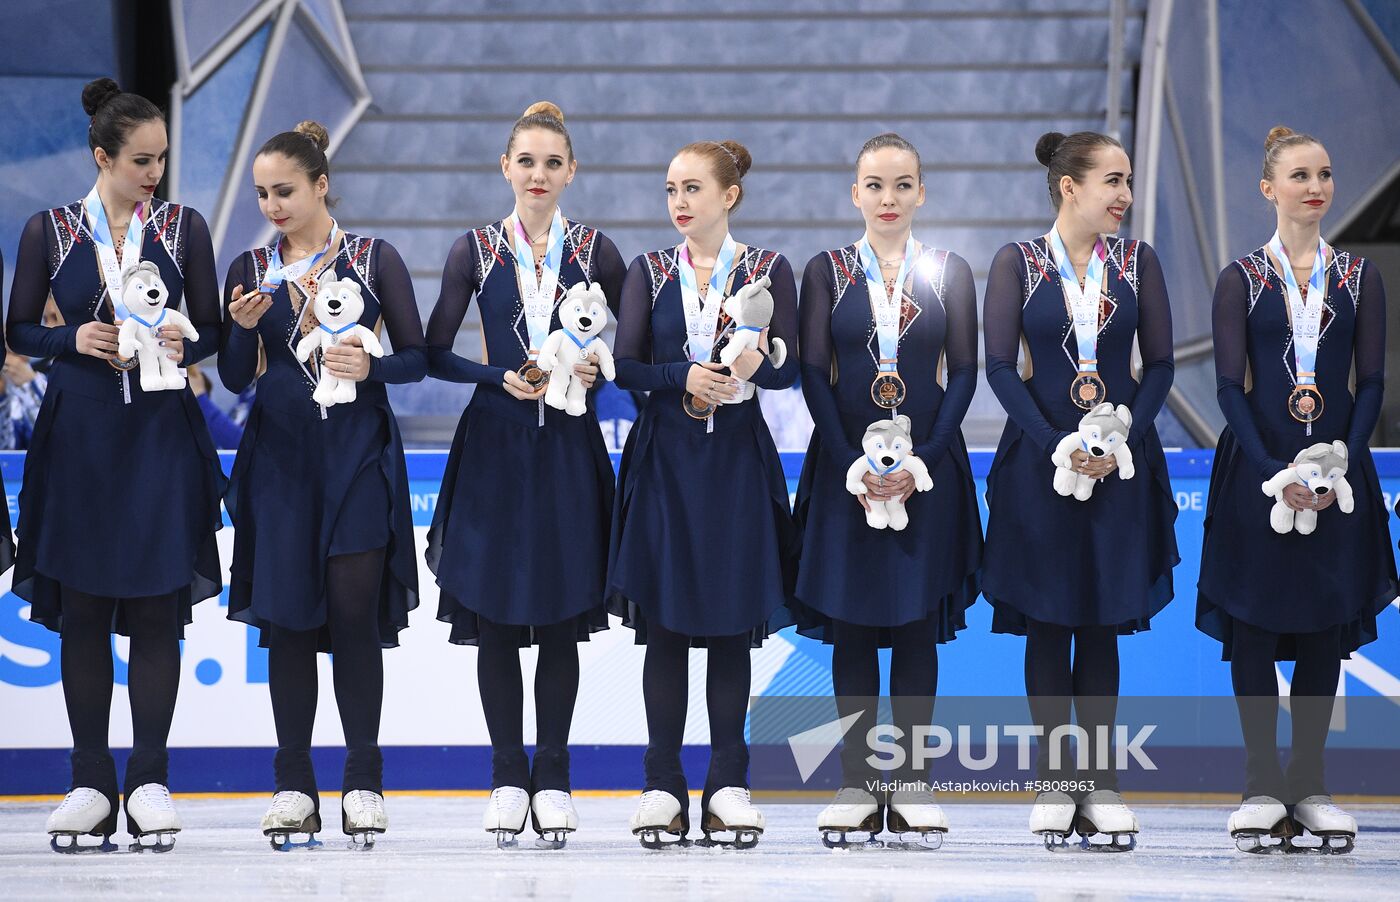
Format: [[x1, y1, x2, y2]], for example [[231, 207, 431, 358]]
[[517, 362, 548, 389], [683, 392, 714, 420], [1288, 384, 1323, 424], [1070, 372, 1107, 410], [870, 372, 906, 410]]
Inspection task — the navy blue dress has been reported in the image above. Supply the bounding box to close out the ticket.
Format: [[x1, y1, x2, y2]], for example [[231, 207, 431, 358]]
[[220, 233, 426, 649], [982, 237, 1178, 633], [792, 244, 982, 644], [607, 245, 799, 645], [1197, 248, 1395, 658], [424, 219, 625, 646], [0, 251, 18, 571], [7, 200, 224, 632]]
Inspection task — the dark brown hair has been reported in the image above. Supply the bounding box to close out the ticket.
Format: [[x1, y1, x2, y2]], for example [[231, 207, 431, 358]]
[[1035, 131, 1124, 209], [506, 101, 573, 161], [677, 140, 753, 212], [82, 77, 164, 163], [257, 121, 334, 206], [857, 132, 922, 182]]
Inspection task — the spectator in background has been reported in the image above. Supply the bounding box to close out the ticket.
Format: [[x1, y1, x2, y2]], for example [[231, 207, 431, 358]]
[[187, 363, 242, 449], [0, 346, 47, 449]]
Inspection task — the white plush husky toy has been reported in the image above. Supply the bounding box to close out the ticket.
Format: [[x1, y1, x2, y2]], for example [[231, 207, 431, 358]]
[[845, 415, 933, 530], [116, 261, 200, 392], [717, 275, 787, 402], [538, 282, 616, 416], [1051, 402, 1135, 501], [1261, 441, 1354, 535], [295, 268, 384, 407]]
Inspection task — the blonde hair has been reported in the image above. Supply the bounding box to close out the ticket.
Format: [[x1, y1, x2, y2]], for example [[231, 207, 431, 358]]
[[507, 101, 572, 160]]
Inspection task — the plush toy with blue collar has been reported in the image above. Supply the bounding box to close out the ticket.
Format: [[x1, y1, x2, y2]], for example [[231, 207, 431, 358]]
[[718, 276, 787, 403], [1050, 402, 1135, 501], [845, 415, 933, 530], [539, 282, 616, 416], [295, 268, 383, 407], [117, 261, 200, 392]]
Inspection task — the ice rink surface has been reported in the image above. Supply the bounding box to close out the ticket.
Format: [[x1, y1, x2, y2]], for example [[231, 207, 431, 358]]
[[2, 796, 1399, 900]]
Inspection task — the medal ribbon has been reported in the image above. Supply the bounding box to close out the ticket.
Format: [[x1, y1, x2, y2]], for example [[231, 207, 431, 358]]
[[857, 234, 918, 374], [128, 309, 167, 334], [258, 219, 338, 296], [677, 233, 737, 362], [84, 183, 146, 320], [1267, 231, 1328, 389], [1047, 226, 1107, 375], [867, 456, 903, 478], [509, 207, 566, 361]]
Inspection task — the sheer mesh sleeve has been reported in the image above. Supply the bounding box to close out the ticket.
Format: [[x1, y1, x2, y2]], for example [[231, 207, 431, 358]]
[[914, 251, 978, 464], [592, 233, 627, 319], [7, 212, 80, 359], [983, 243, 1070, 453], [365, 240, 427, 384], [746, 253, 799, 390], [178, 208, 222, 365], [218, 253, 260, 394], [614, 255, 691, 391], [1127, 242, 1175, 445], [1347, 260, 1386, 455], [798, 252, 859, 464], [1213, 264, 1286, 480], [424, 232, 504, 386]]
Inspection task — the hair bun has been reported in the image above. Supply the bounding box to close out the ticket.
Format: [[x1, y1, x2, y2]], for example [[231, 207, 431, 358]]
[[81, 77, 121, 117], [1265, 125, 1296, 151], [719, 140, 752, 178], [523, 100, 564, 123], [294, 120, 330, 152], [1035, 132, 1067, 167]]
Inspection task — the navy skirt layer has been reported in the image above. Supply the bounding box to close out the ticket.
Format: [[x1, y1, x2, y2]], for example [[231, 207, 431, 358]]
[[17, 370, 224, 636], [606, 393, 797, 647], [0, 473, 13, 576], [225, 387, 418, 650], [791, 424, 981, 646], [982, 422, 1179, 634], [426, 385, 612, 647], [1196, 427, 1397, 660]]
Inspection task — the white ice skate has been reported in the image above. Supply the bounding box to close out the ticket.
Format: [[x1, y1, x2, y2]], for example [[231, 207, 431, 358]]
[[483, 786, 530, 849], [1228, 796, 1291, 853], [1030, 790, 1076, 850], [1074, 789, 1138, 851], [46, 788, 117, 854], [698, 786, 764, 849], [1288, 795, 1356, 854], [262, 791, 322, 851], [630, 790, 690, 849], [125, 783, 181, 852], [817, 787, 884, 850], [886, 788, 948, 850], [530, 790, 578, 850], [341, 790, 387, 849]]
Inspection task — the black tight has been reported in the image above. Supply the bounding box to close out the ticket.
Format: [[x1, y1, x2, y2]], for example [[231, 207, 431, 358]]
[[476, 617, 580, 792], [61, 588, 182, 807], [1024, 618, 1120, 792], [1230, 619, 1341, 802], [642, 622, 751, 812], [831, 618, 940, 790], [267, 548, 387, 802]]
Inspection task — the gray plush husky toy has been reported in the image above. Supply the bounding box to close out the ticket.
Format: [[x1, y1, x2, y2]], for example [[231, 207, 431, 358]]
[[1050, 402, 1135, 501], [1261, 441, 1354, 535], [845, 415, 933, 530]]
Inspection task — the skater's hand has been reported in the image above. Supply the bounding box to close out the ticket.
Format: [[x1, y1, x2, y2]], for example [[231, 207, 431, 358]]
[[323, 335, 371, 382], [227, 284, 274, 330], [76, 321, 120, 360], [1070, 448, 1116, 479], [861, 469, 914, 503], [573, 353, 600, 389], [729, 332, 769, 381], [1282, 482, 1335, 512], [686, 361, 738, 402], [503, 369, 547, 401], [158, 324, 187, 363]]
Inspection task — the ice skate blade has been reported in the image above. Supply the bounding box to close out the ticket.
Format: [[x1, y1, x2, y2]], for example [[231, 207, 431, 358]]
[[267, 832, 322, 852], [1284, 831, 1354, 855], [1037, 830, 1073, 852], [1233, 831, 1289, 854], [49, 833, 117, 854], [695, 829, 761, 850], [1077, 831, 1137, 852], [346, 831, 381, 850], [885, 829, 945, 851], [820, 830, 884, 850], [635, 828, 692, 850], [492, 829, 525, 850], [128, 832, 177, 853], [534, 829, 572, 850]]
